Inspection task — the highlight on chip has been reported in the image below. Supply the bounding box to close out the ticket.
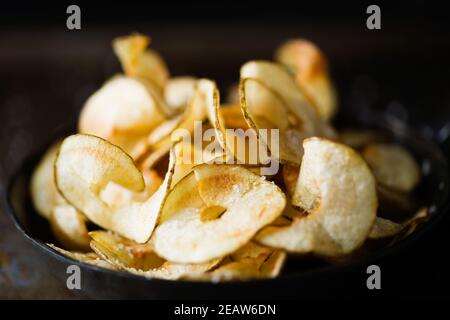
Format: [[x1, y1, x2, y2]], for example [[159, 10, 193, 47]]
[[256, 138, 377, 257], [78, 75, 169, 158]]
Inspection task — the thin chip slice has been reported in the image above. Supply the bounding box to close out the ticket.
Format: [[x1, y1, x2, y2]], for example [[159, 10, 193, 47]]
[[140, 79, 215, 170], [152, 165, 286, 263], [113, 33, 169, 93], [363, 143, 421, 192], [79, 75, 168, 156], [55, 134, 176, 243], [275, 39, 337, 120], [240, 61, 336, 138], [240, 77, 323, 165], [256, 138, 377, 257], [47, 244, 117, 270]]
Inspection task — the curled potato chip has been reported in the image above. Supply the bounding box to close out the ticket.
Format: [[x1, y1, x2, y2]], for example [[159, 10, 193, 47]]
[[256, 138, 377, 257], [90, 231, 219, 280], [47, 244, 117, 270], [55, 134, 176, 243], [275, 39, 337, 120], [30, 142, 66, 218], [363, 143, 421, 192], [79, 75, 168, 156], [50, 205, 90, 251], [240, 77, 313, 165], [113, 33, 169, 92], [152, 165, 286, 263], [240, 61, 336, 138]]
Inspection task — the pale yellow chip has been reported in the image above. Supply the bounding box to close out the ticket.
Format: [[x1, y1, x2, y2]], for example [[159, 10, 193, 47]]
[[152, 165, 286, 263], [256, 138, 377, 257], [113, 33, 169, 92], [240, 61, 336, 138], [275, 39, 337, 120], [363, 143, 421, 192], [55, 134, 176, 243], [78, 75, 168, 156]]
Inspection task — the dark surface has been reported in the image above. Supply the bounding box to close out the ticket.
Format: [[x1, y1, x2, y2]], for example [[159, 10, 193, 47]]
[[1, 2, 450, 299]]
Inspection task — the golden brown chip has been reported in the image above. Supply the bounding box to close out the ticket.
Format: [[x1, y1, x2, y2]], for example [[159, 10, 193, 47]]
[[275, 39, 337, 120], [113, 33, 169, 92]]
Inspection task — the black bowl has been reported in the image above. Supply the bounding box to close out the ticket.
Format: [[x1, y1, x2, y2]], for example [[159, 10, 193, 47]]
[[4, 110, 450, 299]]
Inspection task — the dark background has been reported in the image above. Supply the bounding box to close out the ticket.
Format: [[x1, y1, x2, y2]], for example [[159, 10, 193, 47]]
[[0, 1, 450, 298]]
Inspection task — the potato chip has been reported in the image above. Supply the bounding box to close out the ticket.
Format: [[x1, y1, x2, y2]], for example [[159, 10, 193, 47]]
[[240, 61, 336, 138], [47, 244, 117, 270], [89, 231, 165, 270], [113, 33, 169, 93], [275, 39, 337, 120], [152, 165, 286, 263], [363, 143, 421, 192], [79, 75, 168, 156], [240, 76, 329, 165], [256, 138, 377, 257], [55, 134, 176, 243]]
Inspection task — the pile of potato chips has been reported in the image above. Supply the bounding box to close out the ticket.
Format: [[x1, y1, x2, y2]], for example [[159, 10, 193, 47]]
[[30, 34, 428, 282]]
